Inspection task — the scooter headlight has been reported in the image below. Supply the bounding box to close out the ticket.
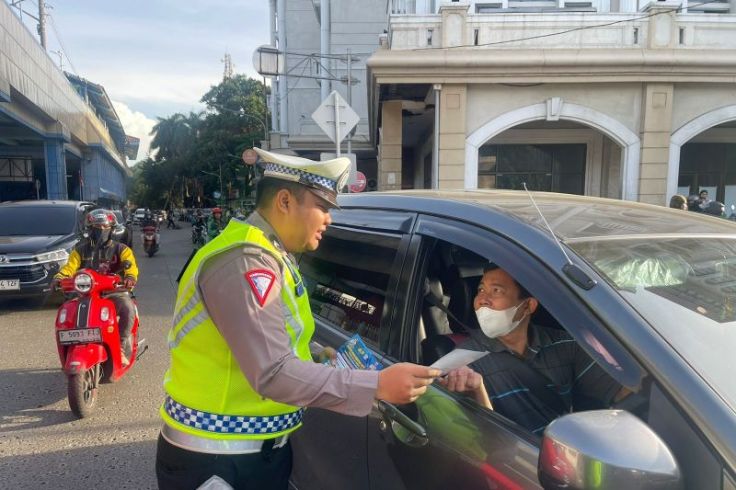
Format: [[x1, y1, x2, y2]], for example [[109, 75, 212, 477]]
[[100, 306, 110, 322], [58, 308, 67, 323], [74, 273, 93, 293]]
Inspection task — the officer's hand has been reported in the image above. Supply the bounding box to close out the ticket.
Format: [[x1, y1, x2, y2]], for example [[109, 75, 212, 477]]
[[316, 346, 337, 366], [376, 363, 442, 405], [123, 277, 136, 290]]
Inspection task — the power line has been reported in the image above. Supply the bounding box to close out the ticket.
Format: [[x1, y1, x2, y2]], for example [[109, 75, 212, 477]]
[[46, 12, 78, 74]]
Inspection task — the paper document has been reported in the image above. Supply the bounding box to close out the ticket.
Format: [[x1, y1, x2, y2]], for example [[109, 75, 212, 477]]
[[430, 349, 488, 374], [325, 334, 383, 371]]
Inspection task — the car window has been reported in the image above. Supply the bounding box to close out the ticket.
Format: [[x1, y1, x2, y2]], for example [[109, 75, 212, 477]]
[[0, 206, 76, 235], [570, 235, 736, 414], [299, 226, 404, 349]]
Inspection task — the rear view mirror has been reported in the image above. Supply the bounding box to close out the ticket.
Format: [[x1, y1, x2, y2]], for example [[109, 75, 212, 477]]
[[538, 410, 682, 490], [111, 225, 126, 240]]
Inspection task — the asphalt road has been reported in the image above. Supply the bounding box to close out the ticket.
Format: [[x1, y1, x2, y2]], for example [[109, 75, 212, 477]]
[[0, 223, 193, 489]]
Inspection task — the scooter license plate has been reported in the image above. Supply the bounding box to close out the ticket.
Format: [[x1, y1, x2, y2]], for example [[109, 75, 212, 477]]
[[58, 328, 102, 345]]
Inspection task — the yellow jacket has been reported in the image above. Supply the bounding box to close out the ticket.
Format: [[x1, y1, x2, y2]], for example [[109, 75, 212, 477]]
[[55, 240, 138, 281]]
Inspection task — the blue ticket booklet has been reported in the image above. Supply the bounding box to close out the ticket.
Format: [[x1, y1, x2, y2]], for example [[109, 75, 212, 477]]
[[328, 334, 383, 371]]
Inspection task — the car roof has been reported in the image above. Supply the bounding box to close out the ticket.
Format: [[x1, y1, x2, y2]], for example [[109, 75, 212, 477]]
[[0, 200, 94, 208], [337, 190, 736, 241]]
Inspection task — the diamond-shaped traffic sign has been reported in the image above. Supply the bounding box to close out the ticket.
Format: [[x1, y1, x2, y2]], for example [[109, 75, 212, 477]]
[[312, 91, 359, 144]]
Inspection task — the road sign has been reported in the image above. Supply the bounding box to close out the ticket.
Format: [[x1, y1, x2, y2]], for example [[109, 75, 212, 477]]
[[312, 91, 359, 146], [349, 171, 366, 193], [242, 148, 258, 165]]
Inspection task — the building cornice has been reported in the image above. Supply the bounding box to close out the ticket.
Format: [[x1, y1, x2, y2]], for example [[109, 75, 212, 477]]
[[367, 48, 736, 83]]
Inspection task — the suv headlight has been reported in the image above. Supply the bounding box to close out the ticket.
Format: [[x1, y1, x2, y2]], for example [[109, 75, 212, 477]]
[[74, 273, 93, 293], [35, 248, 70, 263]]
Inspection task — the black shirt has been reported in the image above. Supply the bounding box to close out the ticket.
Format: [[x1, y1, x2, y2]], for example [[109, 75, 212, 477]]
[[461, 324, 621, 435]]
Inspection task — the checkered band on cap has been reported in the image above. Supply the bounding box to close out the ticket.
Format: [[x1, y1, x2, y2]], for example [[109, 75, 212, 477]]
[[263, 162, 337, 192], [165, 397, 304, 435]]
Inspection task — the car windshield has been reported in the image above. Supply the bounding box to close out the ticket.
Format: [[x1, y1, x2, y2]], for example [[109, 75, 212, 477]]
[[0, 206, 77, 236], [570, 236, 736, 413]]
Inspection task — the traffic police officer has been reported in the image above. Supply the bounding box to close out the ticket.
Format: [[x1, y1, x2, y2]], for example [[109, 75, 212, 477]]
[[156, 148, 441, 490]]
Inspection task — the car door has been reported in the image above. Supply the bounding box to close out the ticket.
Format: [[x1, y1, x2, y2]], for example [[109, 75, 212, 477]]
[[290, 209, 416, 490], [365, 214, 645, 490]]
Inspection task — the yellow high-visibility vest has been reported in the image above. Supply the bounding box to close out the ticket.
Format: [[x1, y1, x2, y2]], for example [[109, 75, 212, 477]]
[[160, 219, 314, 441]]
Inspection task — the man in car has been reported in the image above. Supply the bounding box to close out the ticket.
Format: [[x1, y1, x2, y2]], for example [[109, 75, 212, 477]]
[[53, 209, 139, 366], [441, 263, 624, 435], [155, 148, 441, 490]]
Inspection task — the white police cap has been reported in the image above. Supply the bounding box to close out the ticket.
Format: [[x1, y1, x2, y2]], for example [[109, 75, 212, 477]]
[[253, 148, 350, 208]]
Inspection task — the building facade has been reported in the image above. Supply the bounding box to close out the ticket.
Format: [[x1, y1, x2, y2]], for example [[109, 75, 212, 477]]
[[0, 1, 130, 206], [267, 0, 388, 190], [368, 1, 736, 207]]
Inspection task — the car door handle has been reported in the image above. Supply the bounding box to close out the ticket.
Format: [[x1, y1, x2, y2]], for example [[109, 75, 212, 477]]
[[377, 400, 429, 447]]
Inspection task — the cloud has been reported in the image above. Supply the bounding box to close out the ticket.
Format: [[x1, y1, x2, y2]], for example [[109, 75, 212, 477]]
[[112, 101, 157, 165]]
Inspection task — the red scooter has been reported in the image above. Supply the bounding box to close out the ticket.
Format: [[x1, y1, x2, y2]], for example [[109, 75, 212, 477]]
[[141, 223, 160, 257], [55, 268, 146, 418]]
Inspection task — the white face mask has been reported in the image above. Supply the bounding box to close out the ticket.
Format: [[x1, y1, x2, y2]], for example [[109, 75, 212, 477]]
[[475, 301, 527, 339]]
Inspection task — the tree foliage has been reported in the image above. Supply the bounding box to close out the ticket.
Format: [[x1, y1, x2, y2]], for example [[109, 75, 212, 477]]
[[129, 74, 269, 209]]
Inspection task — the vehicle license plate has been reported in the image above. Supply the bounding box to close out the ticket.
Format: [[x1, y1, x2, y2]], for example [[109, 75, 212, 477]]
[[58, 328, 102, 344], [0, 279, 20, 290]]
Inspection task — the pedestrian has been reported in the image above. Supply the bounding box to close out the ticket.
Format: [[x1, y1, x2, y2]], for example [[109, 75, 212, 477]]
[[698, 189, 711, 211], [703, 200, 726, 218], [669, 194, 688, 210], [155, 148, 441, 490]]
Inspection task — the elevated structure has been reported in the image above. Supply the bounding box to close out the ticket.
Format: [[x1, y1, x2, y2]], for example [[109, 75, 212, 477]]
[[0, 1, 130, 205]]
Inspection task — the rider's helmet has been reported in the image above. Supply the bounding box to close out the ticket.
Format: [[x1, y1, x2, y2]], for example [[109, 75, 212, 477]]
[[86, 209, 115, 244], [212, 207, 222, 216]]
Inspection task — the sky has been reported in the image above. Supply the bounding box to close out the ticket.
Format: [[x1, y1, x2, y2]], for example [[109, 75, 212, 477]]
[[13, 0, 270, 164]]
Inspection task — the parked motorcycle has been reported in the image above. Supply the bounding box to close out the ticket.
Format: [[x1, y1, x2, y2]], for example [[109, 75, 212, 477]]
[[55, 268, 146, 418], [142, 224, 160, 257]]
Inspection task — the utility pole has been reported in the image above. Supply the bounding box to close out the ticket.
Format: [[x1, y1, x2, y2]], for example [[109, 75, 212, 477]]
[[346, 49, 352, 155], [37, 0, 47, 49]]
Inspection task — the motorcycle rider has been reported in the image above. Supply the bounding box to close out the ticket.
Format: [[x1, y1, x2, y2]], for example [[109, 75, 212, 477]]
[[53, 209, 139, 366], [206, 207, 223, 241]]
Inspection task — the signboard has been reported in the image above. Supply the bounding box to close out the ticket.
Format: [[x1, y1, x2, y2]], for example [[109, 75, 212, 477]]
[[242, 149, 258, 165], [124, 135, 140, 160], [349, 171, 367, 193], [312, 91, 359, 145]]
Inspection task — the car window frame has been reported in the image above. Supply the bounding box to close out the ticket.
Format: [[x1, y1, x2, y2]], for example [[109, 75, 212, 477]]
[[401, 214, 645, 405], [299, 221, 414, 355]]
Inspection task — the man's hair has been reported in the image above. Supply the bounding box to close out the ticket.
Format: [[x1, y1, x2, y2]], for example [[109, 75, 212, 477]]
[[669, 194, 687, 209], [255, 177, 308, 209], [483, 263, 532, 299]]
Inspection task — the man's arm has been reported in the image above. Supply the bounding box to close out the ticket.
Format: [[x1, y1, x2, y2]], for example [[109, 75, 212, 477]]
[[572, 344, 624, 410], [55, 248, 82, 279], [119, 245, 139, 281]]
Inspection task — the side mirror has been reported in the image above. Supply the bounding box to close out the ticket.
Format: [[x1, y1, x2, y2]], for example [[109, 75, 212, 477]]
[[538, 410, 682, 490]]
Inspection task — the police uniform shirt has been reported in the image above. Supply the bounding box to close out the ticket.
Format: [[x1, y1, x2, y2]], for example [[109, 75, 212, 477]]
[[197, 212, 379, 416], [461, 324, 621, 435]]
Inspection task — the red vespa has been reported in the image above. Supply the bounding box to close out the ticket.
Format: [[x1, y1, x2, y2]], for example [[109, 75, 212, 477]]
[[55, 267, 146, 417]]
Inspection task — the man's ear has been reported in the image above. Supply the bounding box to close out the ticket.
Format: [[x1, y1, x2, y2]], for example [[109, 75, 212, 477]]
[[526, 298, 539, 315], [274, 189, 292, 214]]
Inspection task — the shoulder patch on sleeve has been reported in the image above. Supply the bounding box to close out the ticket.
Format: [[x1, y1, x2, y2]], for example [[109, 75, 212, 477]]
[[245, 269, 277, 307]]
